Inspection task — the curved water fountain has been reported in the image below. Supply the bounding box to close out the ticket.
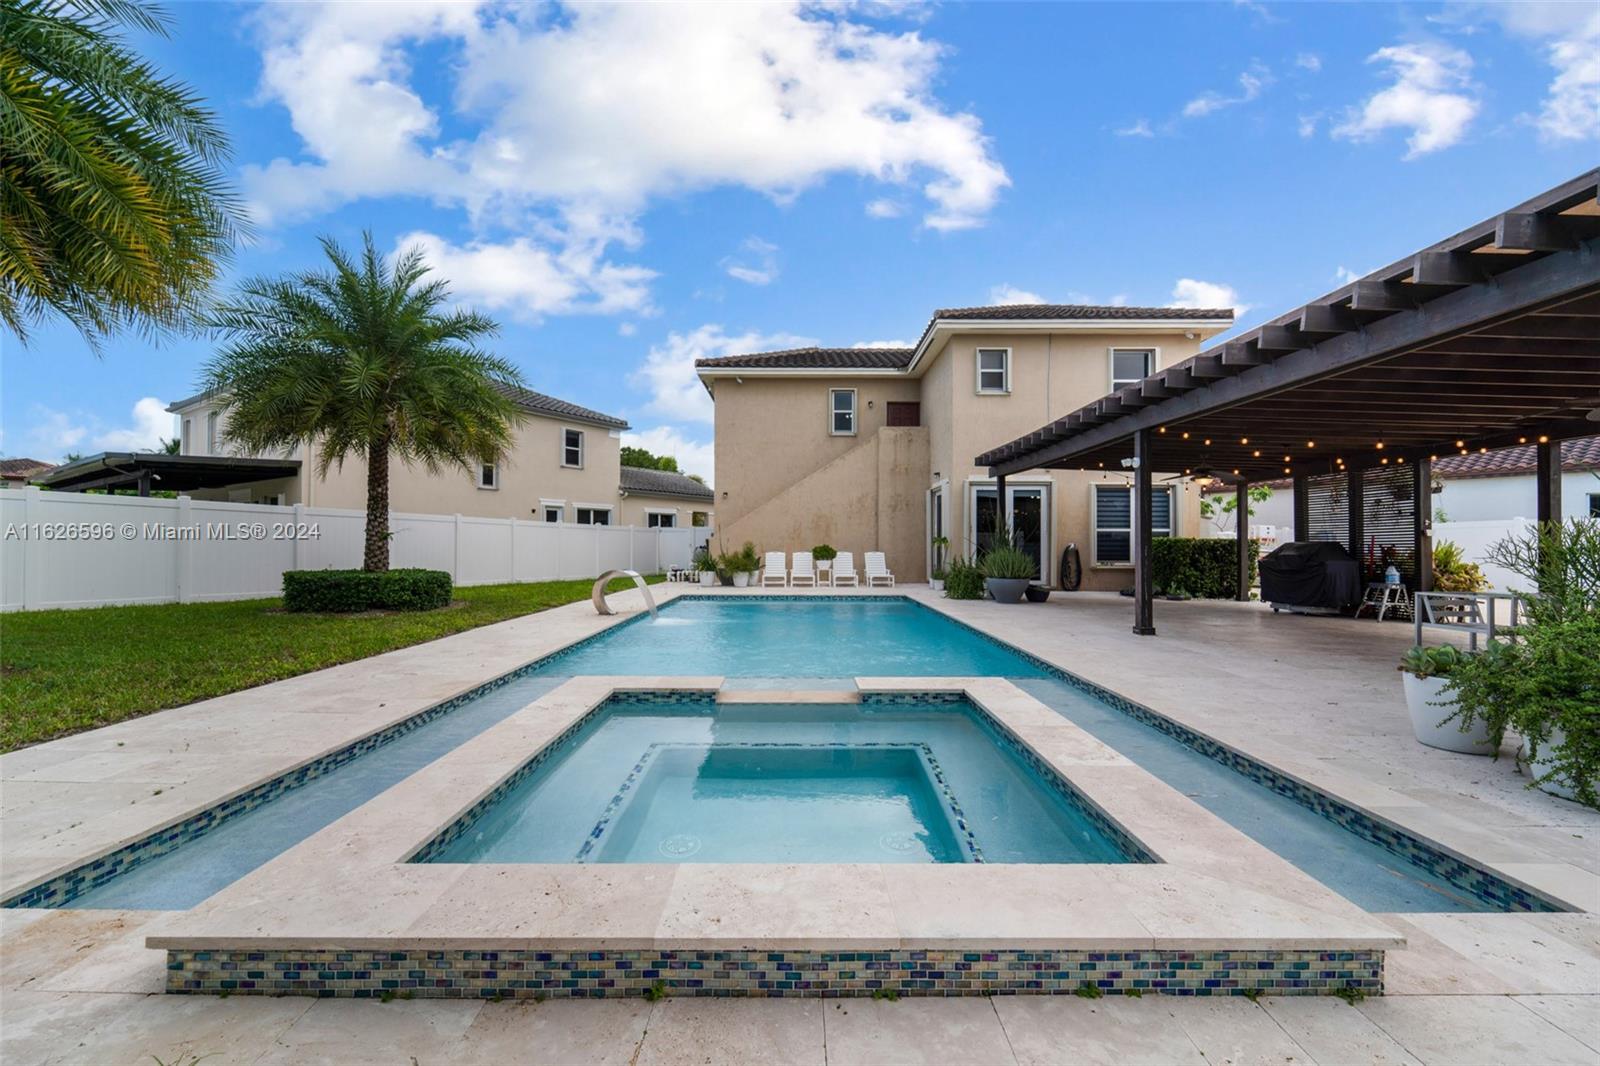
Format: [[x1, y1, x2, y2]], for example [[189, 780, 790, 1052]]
[[591, 569, 657, 619]]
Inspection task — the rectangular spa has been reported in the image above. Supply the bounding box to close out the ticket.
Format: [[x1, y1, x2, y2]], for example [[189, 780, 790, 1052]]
[[416, 695, 1145, 865]]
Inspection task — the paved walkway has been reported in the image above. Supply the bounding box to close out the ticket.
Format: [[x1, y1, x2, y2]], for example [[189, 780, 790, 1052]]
[[2, 586, 1597, 1064]]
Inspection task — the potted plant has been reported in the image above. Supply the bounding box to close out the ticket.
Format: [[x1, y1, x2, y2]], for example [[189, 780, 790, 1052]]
[[1444, 518, 1599, 805], [1024, 584, 1051, 603], [1399, 644, 1495, 754], [1431, 539, 1490, 593], [692, 548, 716, 587], [811, 544, 837, 581], [980, 527, 1035, 604], [736, 541, 761, 587], [930, 535, 950, 590]]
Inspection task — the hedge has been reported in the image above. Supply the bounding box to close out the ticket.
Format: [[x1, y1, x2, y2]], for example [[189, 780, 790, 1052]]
[[1151, 537, 1259, 599], [282, 568, 453, 613]]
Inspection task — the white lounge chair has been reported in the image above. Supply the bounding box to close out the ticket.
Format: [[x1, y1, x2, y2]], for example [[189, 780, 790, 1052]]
[[790, 551, 817, 587], [761, 551, 788, 587], [832, 551, 860, 587], [864, 551, 895, 587]]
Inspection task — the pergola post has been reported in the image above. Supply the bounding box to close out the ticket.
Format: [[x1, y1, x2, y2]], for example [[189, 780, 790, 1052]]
[[1346, 468, 1365, 580], [1132, 429, 1155, 636], [1291, 475, 1310, 542], [1412, 458, 1433, 592], [136, 471, 152, 498], [1234, 479, 1250, 602], [1536, 440, 1562, 526], [995, 471, 1008, 539]]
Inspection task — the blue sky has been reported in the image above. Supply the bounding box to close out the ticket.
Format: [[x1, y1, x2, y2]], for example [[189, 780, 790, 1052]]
[[3, 0, 1596, 481]]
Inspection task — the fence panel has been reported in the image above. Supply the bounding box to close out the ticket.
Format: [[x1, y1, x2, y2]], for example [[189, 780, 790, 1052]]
[[1, 487, 695, 610]]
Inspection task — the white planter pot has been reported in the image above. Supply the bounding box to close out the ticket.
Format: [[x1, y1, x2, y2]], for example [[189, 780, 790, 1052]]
[[732, 572, 750, 588], [1402, 673, 1495, 754], [930, 578, 945, 592], [1528, 726, 1582, 802], [698, 572, 715, 587]]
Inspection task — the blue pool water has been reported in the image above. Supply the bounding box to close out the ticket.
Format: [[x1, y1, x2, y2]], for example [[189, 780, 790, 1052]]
[[25, 596, 1535, 913], [422, 699, 1134, 865]]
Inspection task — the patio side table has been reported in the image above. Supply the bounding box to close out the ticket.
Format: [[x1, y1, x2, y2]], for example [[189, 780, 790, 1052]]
[[1355, 582, 1411, 622]]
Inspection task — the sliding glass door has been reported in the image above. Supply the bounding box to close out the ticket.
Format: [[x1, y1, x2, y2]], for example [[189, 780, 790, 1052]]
[[969, 483, 1050, 582]]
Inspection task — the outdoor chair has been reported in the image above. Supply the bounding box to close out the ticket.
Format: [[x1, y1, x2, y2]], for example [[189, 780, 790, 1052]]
[[790, 551, 818, 587], [864, 551, 895, 587], [832, 551, 860, 587], [760, 551, 788, 587]]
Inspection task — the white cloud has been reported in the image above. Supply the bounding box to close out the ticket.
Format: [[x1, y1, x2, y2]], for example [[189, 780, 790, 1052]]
[[618, 322, 637, 337], [1295, 52, 1322, 73], [395, 230, 656, 321], [989, 284, 1045, 306], [1483, 4, 1600, 142], [852, 339, 913, 348], [16, 398, 173, 462], [865, 198, 905, 218], [1183, 63, 1272, 118], [1332, 43, 1479, 158], [623, 425, 716, 485], [1172, 279, 1249, 314], [722, 237, 780, 286], [630, 324, 815, 424], [1297, 113, 1320, 138], [1115, 119, 1155, 138], [1334, 265, 1362, 285], [244, 1, 1010, 251]]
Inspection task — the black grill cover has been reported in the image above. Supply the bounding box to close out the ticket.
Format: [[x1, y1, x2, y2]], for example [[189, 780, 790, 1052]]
[[1260, 541, 1362, 609]]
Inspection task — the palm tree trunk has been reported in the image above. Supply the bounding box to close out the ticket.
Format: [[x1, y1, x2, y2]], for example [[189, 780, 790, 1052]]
[[363, 435, 391, 572]]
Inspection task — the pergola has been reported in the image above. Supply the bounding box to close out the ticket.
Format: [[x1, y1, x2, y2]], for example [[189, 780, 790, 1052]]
[[977, 169, 1600, 635], [37, 452, 300, 496]]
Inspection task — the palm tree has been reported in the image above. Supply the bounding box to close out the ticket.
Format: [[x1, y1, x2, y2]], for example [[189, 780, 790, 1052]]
[[204, 233, 526, 571], [1, 0, 242, 346]]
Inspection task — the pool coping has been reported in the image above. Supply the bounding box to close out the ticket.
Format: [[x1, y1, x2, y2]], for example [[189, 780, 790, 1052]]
[[146, 677, 1402, 966]]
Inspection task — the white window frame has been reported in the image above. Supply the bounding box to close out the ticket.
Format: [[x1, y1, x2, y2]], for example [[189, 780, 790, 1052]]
[[574, 504, 612, 526], [562, 428, 584, 469], [645, 508, 678, 529], [539, 498, 565, 523], [476, 462, 498, 490], [828, 388, 857, 437], [181, 418, 193, 454], [975, 347, 1011, 394], [1108, 347, 1159, 391], [1090, 482, 1175, 568], [205, 411, 219, 453]]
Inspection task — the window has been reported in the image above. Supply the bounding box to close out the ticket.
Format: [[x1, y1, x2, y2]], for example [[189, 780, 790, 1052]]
[[542, 505, 563, 523], [181, 418, 193, 454], [205, 411, 219, 453], [976, 348, 1009, 393], [1590, 493, 1599, 518], [1110, 349, 1155, 390], [477, 463, 497, 489], [1093, 484, 1174, 566], [575, 507, 611, 526], [646, 511, 676, 528], [562, 428, 584, 468], [829, 389, 856, 436]]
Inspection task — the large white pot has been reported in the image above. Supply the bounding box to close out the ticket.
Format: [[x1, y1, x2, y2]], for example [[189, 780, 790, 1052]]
[[1527, 726, 1582, 802], [732, 572, 750, 588], [1402, 673, 1495, 754], [698, 572, 715, 587], [930, 578, 945, 592]]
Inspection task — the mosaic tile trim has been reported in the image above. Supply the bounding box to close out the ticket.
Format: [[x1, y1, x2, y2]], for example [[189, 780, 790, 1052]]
[[165, 947, 1383, 999], [912, 602, 1568, 913], [408, 691, 716, 864], [573, 741, 985, 863]]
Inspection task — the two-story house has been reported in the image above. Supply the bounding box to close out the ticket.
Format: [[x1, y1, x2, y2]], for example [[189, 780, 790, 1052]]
[[154, 385, 713, 528], [696, 303, 1233, 585]]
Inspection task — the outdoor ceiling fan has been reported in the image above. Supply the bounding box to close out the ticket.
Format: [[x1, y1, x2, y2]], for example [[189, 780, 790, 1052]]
[[1160, 465, 1242, 486]]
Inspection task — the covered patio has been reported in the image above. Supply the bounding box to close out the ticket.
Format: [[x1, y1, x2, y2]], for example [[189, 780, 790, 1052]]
[[978, 169, 1600, 635]]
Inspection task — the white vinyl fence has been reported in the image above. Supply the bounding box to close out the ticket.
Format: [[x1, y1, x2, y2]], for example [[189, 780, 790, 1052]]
[[0, 487, 711, 612], [1433, 517, 1535, 594]]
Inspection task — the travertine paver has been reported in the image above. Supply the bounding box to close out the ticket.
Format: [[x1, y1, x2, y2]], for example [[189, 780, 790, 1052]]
[[255, 998, 483, 1065], [992, 995, 1208, 1066], [821, 997, 1018, 1066], [1356, 995, 1600, 1065], [1160, 997, 1314, 1065], [637, 998, 825, 1066], [457, 998, 655, 1065], [1261, 997, 1423, 1065]]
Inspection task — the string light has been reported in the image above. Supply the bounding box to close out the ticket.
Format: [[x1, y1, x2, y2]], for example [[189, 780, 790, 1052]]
[[1375, 441, 1385, 450], [1181, 431, 1190, 440], [1159, 427, 1167, 434], [1240, 436, 1249, 445], [1538, 435, 1549, 443], [1518, 437, 1527, 444], [1455, 440, 1465, 448], [1203, 438, 1212, 446], [1306, 440, 1315, 448]]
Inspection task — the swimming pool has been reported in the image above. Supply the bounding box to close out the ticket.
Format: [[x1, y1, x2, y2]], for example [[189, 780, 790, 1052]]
[[416, 697, 1140, 865], [9, 595, 1561, 914]]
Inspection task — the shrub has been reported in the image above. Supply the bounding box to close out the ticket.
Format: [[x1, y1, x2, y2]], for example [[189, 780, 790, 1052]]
[[1150, 537, 1258, 599], [1432, 540, 1489, 592], [810, 544, 837, 562], [283, 568, 453, 613], [944, 556, 986, 599]]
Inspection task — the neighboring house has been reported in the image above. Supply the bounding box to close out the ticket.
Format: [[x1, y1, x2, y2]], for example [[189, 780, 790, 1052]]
[[1203, 436, 1600, 533], [0, 458, 56, 489], [696, 303, 1234, 585], [39, 387, 712, 529]]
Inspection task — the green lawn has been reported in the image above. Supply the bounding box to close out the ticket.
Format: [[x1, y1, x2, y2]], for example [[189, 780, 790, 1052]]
[[0, 575, 664, 752]]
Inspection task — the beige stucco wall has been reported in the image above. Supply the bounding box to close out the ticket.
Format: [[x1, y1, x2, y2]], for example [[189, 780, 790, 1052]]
[[711, 376, 922, 530], [717, 427, 929, 577], [617, 495, 712, 527]]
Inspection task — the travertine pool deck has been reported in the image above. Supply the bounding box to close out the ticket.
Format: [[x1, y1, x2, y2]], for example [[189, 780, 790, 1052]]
[[3, 585, 1597, 1062]]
